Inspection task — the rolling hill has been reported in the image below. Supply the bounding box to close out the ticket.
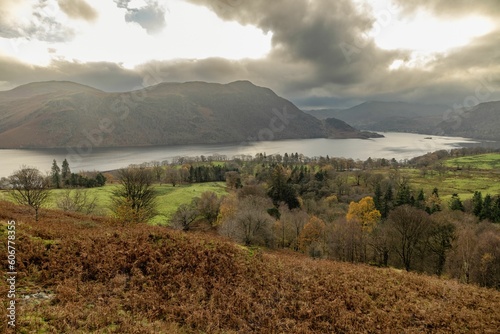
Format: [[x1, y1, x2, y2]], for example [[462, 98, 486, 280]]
[[0, 81, 380, 149]]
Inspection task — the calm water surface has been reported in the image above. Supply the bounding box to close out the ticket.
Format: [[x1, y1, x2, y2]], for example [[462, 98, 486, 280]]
[[0, 132, 481, 177]]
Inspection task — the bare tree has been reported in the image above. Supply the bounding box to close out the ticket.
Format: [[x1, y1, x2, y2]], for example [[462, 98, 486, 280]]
[[113, 168, 157, 223], [164, 167, 181, 187], [277, 205, 308, 250], [9, 166, 50, 221], [151, 161, 164, 184], [220, 195, 274, 246], [387, 205, 431, 271], [56, 189, 98, 215]]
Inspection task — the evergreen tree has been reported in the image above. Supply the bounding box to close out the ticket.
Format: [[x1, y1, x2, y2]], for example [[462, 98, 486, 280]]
[[449, 193, 464, 211], [381, 186, 393, 218], [373, 183, 383, 212], [425, 188, 442, 214], [492, 196, 500, 223], [415, 189, 425, 210], [268, 164, 300, 209], [395, 182, 411, 206], [480, 194, 493, 221], [95, 173, 107, 187], [51, 159, 61, 188], [472, 191, 483, 217], [61, 159, 71, 186]]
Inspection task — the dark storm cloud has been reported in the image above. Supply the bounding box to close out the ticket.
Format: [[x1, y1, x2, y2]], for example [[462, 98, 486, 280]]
[[57, 0, 98, 22], [114, 0, 167, 34], [171, 0, 411, 107], [187, 0, 392, 83]]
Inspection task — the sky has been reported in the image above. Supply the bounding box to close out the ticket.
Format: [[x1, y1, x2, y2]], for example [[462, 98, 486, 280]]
[[0, 0, 499, 108]]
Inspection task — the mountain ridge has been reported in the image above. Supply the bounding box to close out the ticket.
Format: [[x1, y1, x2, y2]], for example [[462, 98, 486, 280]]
[[0, 80, 381, 149], [305, 100, 500, 140]]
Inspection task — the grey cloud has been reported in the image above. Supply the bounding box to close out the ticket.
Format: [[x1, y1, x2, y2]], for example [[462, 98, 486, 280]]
[[180, 1, 410, 100], [114, 0, 167, 34], [0, 56, 143, 92], [2, 0, 500, 110], [182, 0, 406, 98], [57, 0, 98, 22]]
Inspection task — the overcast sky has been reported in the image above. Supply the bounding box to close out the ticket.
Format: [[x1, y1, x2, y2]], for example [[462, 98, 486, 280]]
[[0, 0, 499, 108]]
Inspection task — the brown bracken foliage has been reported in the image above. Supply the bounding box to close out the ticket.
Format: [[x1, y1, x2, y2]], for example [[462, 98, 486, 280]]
[[1, 200, 499, 333]]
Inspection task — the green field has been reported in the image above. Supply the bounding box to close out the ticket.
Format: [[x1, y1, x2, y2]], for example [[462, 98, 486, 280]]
[[402, 169, 500, 201], [0, 182, 227, 225], [444, 153, 500, 170]]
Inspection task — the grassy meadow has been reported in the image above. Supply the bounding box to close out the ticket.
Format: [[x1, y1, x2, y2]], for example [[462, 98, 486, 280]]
[[0, 182, 227, 225], [444, 153, 500, 170], [398, 168, 500, 201]]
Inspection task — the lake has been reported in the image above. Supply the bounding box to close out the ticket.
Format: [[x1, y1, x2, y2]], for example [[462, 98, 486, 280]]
[[0, 132, 482, 177]]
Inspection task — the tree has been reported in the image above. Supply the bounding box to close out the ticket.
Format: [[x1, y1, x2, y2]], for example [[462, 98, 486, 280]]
[[472, 191, 483, 217], [299, 216, 326, 257], [219, 195, 274, 246], [113, 168, 157, 223], [381, 186, 393, 218], [276, 205, 308, 250], [51, 159, 61, 188], [152, 161, 164, 184], [267, 164, 300, 209], [388, 205, 431, 271], [346, 196, 381, 261], [225, 171, 241, 189], [9, 167, 50, 221], [164, 167, 180, 187], [415, 189, 426, 210], [346, 196, 381, 233], [171, 203, 199, 231], [395, 181, 412, 207], [425, 188, 442, 214], [449, 193, 464, 211], [480, 194, 493, 221], [61, 159, 71, 186], [56, 189, 97, 215], [373, 183, 383, 212], [428, 213, 456, 276], [95, 173, 106, 187], [196, 191, 222, 226]]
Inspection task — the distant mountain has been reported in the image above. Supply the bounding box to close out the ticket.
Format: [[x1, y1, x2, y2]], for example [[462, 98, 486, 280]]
[[0, 81, 380, 148], [305, 101, 448, 133], [304, 108, 345, 120], [434, 101, 500, 140]]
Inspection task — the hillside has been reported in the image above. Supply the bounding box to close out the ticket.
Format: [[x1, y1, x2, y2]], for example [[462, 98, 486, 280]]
[[305, 101, 447, 133], [0, 81, 380, 148], [434, 101, 500, 140], [1, 201, 499, 333]]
